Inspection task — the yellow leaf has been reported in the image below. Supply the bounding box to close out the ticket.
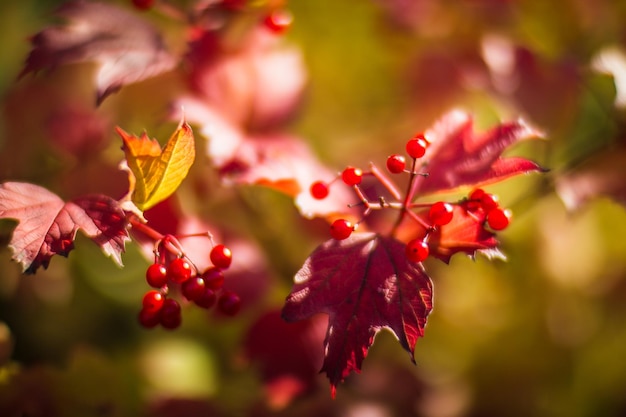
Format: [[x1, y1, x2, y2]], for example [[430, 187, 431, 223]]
[[117, 119, 195, 211]]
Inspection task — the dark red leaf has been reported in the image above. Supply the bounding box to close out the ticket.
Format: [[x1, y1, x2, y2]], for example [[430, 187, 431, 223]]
[[282, 233, 433, 397], [0, 182, 129, 273], [19, 0, 176, 104], [414, 110, 545, 195]]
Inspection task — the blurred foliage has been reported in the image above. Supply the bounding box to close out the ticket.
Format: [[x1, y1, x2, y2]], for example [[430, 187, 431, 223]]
[[1, 0, 626, 416]]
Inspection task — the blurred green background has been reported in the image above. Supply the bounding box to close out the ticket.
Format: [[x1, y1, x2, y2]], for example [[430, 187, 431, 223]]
[[1, 0, 626, 416]]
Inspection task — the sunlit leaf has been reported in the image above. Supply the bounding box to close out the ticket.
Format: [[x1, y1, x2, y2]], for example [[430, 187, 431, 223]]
[[118, 119, 195, 211]]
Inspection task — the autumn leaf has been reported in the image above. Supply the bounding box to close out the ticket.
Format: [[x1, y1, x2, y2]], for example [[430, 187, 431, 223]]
[[282, 233, 433, 397], [0, 182, 129, 274], [118, 119, 195, 211], [19, 0, 176, 104], [414, 110, 545, 195]]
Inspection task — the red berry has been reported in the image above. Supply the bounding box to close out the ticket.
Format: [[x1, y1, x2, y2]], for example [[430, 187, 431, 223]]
[[480, 192, 500, 212], [160, 312, 182, 330], [218, 291, 241, 316], [405, 239, 429, 262], [341, 166, 363, 186], [386, 154, 406, 174], [210, 244, 232, 269], [160, 298, 182, 329], [195, 288, 217, 309], [131, 0, 154, 11], [406, 134, 429, 159], [142, 290, 165, 313], [310, 181, 329, 199], [146, 263, 167, 288], [263, 9, 293, 34], [429, 201, 454, 226], [201, 267, 225, 290], [138, 308, 161, 328], [181, 277, 206, 302], [486, 207, 512, 230], [167, 258, 193, 283], [330, 219, 353, 240]]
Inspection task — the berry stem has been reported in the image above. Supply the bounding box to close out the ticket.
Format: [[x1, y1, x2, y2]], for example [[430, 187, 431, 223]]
[[128, 214, 164, 241], [369, 162, 402, 201]]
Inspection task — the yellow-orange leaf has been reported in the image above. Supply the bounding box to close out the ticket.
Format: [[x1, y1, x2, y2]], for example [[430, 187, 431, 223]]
[[117, 120, 195, 211]]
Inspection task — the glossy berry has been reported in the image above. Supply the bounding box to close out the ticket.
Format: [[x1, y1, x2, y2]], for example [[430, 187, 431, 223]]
[[167, 258, 193, 283], [181, 277, 206, 302], [386, 154, 406, 174], [310, 181, 329, 200], [195, 288, 217, 309], [142, 290, 165, 313], [131, 0, 154, 10], [406, 134, 429, 159], [210, 244, 232, 269], [146, 263, 168, 288], [263, 9, 293, 34], [160, 298, 182, 329], [480, 192, 500, 212], [218, 290, 241, 316], [330, 219, 353, 240], [429, 201, 454, 226], [405, 239, 429, 263], [202, 267, 225, 290], [341, 166, 363, 186], [486, 207, 512, 231], [138, 308, 161, 329]]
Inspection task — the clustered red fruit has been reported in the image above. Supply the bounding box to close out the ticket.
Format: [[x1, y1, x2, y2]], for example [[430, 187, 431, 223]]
[[467, 188, 512, 231], [308, 132, 514, 264], [138, 235, 241, 330]]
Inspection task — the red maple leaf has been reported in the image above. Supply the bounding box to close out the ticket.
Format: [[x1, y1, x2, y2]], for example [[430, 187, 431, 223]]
[[19, 0, 176, 104], [0, 182, 129, 273], [282, 233, 433, 397], [412, 110, 545, 195]]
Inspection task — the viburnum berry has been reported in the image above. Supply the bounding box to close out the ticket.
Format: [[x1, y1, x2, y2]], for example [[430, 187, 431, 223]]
[[138, 308, 161, 329], [310, 181, 329, 200], [201, 267, 225, 290], [131, 0, 154, 11], [386, 154, 406, 174], [181, 277, 206, 302], [341, 166, 363, 186], [405, 239, 429, 263], [406, 133, 429, 159], [167, 257, 193, 283], [486, 207, 512, 230], [146, 263, 168, 288], [160, 298, 182, 329], [210, 244, 232, 269], [142, 290, 165, 313], [330, 219, 353, 240], [263, 9, 293, 34], [195, 288, 217, 309], [218, 290, 241, 316], [429, 201, 454, 226]]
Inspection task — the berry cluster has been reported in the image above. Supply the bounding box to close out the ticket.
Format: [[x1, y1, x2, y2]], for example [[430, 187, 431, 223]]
[[309, 133, 513, 263], [138, 235, 240, 330]]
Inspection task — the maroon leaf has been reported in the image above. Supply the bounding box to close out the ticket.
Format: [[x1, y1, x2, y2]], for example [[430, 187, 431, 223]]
[[19, 0, 176, 104], [0, 182, 129, 273], [414, 110, 545, 195], [282, 233, 433, 397]]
